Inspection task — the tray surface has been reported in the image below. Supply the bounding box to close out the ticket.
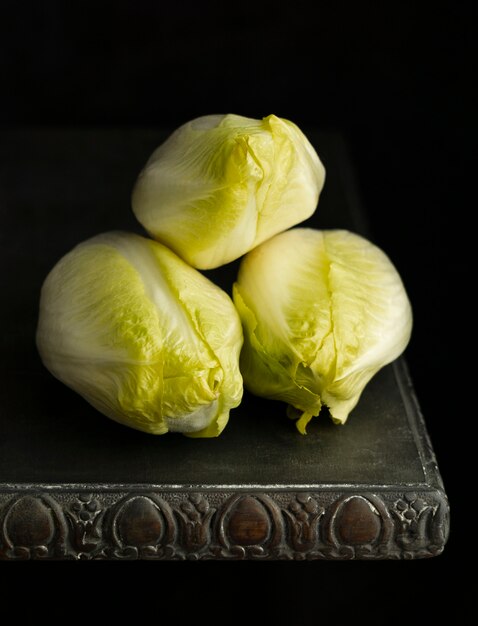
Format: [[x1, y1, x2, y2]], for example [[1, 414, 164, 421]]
[[0, 129, 448, 560]]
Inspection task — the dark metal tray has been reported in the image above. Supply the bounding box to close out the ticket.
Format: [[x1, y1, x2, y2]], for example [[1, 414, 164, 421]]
[[0, 128, 449, 560]]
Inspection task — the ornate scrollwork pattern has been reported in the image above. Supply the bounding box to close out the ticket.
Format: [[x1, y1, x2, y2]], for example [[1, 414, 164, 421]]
[[175, 494, 215, 559], [0, 489, 449, 560], [65, 494, 104, 559], [283, 493, 324, 556]]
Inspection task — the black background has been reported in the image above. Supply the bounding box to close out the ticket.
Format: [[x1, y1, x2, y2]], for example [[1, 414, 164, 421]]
[[1, 0, 474, 619]]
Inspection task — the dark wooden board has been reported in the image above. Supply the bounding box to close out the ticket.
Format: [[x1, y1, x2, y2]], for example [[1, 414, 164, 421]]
[[0, 128, 448, 560]]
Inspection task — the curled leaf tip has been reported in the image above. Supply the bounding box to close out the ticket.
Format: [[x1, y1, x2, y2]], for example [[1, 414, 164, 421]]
[[296, 411, 314, 435]]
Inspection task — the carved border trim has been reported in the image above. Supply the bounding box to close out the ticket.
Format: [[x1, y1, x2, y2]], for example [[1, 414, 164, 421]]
[[0, 489, 449, 560]]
